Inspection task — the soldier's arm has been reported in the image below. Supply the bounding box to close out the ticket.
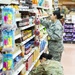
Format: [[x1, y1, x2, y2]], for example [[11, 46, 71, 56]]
[[47, 25, 63, 41], [29, 65, 45, 75], [40, 19, 51, 28]]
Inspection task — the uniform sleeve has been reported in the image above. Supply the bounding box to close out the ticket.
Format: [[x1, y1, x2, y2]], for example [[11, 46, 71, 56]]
[[40, 19, 51, 28], [47, 25, 63, 41], [29, 65, 45, 75]]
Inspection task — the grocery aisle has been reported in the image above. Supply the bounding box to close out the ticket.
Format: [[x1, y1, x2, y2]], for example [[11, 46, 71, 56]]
[[61, 44, 75, 75]]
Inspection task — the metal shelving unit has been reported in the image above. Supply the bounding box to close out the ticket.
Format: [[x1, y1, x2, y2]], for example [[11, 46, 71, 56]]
[[0, 0, 49, 75], [20, 35, 35, 46], [25, 43, 48, 75]]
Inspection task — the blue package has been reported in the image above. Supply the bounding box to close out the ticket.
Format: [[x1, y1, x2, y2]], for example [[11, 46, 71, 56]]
[[2, 6, 17, 30], [2, 29, 15, 52]]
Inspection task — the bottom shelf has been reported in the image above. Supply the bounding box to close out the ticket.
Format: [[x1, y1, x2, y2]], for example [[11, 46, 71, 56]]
[[13, 64, 25, 75], [25, 43, 48, 75], [0, 63, 2, 70]]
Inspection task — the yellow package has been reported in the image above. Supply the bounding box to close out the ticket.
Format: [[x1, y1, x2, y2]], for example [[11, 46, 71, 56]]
[[35, 60, 41, 67]]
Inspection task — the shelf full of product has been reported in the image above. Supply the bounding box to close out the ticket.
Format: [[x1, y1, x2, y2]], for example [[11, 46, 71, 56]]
[[25, 43, 48, 75], [63, 14, 75, 43], [63, 15, 75, 42], [63, 23, 74, 42], [0, 0, 51, 75]]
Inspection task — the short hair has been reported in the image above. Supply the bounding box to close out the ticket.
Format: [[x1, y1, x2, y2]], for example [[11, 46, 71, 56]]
[[40, 53, 52, 60]]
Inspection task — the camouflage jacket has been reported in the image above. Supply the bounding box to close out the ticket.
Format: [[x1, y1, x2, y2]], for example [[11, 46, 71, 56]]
[[40, 19, 64, 52], [29, 60, 64, 75]]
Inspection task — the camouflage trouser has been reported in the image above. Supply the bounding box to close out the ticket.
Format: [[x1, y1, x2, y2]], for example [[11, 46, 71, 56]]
[[49, 50, 63, 61]]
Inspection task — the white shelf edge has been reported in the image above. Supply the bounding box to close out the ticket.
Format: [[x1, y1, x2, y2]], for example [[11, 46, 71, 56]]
[[11, 1, 19, 4], [15, 34, 21, 40], [0, 63, 3, 70], [20, 35, 35, 45], [24, 47, 37, 61], [13, 64, 25, 75], [16, 18, 22, 22], [39, 16, 49, 19], [73, 39, 75, 41], [40, 26, 45, 30], [33, 5, 49, 9], [0, 50, 22, 69], [12, 50, 22, 59], [38, 6, 49, 9], [44, 43, 48, 50], [0, 20, 2, 24], [20, 1, 25, 3], [40, 34, 48, 41], [20, 24, 35, 30], [25, 43, 48, 75], [0, 1, 11, 4], [25, 52, 42, 75], [19, 9, 32, 12]]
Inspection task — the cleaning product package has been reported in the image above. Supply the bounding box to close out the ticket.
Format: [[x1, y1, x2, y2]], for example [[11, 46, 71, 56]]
[[2, 6, 16, 30], [2, 29, 15, 52], [2, 54, 14, 71]]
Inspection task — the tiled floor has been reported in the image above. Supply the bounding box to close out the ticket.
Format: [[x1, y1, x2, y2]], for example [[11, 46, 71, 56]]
[[61, 44, 75, 75]]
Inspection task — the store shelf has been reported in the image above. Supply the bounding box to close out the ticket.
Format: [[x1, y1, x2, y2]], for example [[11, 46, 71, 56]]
[[12, 50, 22, 59], [73, 39, 75, 41], [20, 0, 25, 3], [16, 18, 22, 22], [19, 9, 33, 12], [20, 24, 35, 30], [13, 64, 25, 75], [0, 22, 1, 25], [0, 50, 21, 69], [25, 52, 42, 75], [40, 34, 48, 41], [39, 16, 49, 19], [0, 20, 2, 25], [0, 51, 21, 70], [25, 43, 48, 75], [37, 6, 49, 9], [0, 0, 11, 4], [33, 5, 49, 10], [40, 26, 45, 30], [0, 63, 2, 70], [20, 35, 35, 45], [11, 1, 19, 4], [15, 34, 21, 40], [24, 47, 37, 61]]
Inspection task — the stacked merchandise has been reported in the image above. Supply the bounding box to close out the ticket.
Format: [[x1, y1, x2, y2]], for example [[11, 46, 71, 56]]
[[0, 6, 18, 75], [0, 0, 51, 75], [63, 13, 75, 43], [63, 23, 74, 42], [11, 5, 21, 20], [32, 0, 50, 8]]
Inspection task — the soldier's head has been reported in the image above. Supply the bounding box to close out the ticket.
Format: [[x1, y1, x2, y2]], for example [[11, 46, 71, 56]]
[[51, 10, 63, 22], [40, 53, 52, 63]]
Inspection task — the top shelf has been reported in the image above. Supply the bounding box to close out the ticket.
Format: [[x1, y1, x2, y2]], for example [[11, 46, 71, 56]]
[[37, 6, 49, 10], [11, 1, 19, 4], [0, 0, 19, 4], [32, 5, 49, 10]]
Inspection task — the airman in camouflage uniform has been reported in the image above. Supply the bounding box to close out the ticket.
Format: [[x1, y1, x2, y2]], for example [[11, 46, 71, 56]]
[[40, 11, 64, 61], [29, 60, 64, 75]]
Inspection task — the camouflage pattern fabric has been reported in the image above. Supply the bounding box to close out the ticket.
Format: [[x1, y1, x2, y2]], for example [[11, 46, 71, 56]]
[[40, 19, 64, 61], [29, 60, 64, 75]]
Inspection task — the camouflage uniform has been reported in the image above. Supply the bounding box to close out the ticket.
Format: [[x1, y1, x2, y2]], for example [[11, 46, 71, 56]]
[[29, 60, 64, 75], [40, 19, 64, 61]]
